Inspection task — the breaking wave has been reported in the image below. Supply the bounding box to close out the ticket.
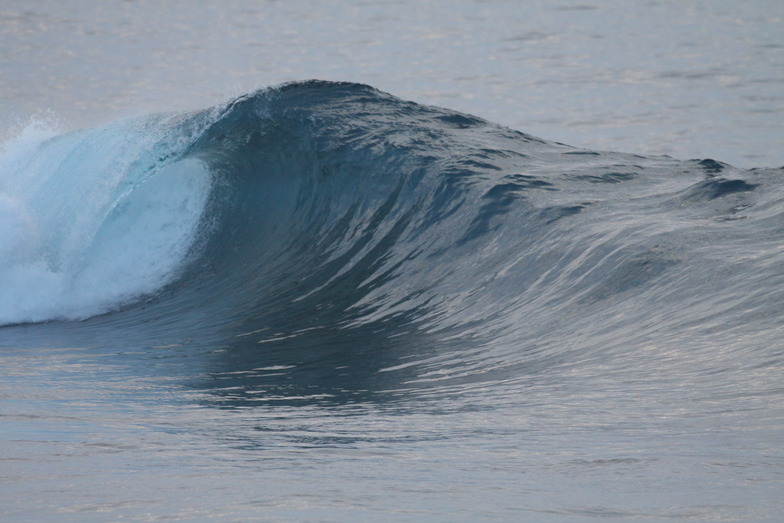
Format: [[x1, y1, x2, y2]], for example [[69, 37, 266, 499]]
[[2, 81, 783, 392]]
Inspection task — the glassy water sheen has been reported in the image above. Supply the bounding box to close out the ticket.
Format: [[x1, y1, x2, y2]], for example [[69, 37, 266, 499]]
[[1, 2, 783, 522]]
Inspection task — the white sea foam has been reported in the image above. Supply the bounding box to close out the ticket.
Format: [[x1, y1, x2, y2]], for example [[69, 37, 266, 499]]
[[0, 118, 212, 325]]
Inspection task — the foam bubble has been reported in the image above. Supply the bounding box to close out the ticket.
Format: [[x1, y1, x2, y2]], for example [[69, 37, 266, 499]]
[[0, 193, 38, 264]]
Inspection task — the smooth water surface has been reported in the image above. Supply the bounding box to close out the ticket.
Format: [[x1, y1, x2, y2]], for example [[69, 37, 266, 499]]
[[1, 0, 782, 167]]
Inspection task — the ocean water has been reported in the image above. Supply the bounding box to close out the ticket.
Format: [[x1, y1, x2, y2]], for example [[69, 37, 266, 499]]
[[1, 2, 783, 522]]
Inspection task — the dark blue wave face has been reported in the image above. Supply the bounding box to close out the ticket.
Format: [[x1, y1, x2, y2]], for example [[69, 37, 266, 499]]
[[4, 81, 783, 405]]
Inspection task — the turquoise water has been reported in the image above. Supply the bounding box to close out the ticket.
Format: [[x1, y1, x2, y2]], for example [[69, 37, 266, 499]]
[[1, 2, 783, 522]]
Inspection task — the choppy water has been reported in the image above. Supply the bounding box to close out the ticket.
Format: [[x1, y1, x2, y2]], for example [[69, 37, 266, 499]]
[[2, 2, 783, 522]]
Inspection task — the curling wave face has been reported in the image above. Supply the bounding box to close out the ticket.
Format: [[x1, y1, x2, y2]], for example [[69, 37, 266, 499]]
[[0, 111, 217, 325], [2, 81, 783, 390]]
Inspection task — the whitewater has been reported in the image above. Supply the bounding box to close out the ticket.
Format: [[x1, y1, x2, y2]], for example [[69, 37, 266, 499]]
[[2, 1, 784, 522]]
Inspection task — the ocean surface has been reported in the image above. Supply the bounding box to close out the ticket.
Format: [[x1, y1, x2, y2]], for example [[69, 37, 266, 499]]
[[2, 2, 783, 522]]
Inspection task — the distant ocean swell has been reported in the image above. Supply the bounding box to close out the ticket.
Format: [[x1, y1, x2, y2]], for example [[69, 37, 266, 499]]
[[2, 81, 783, 391]]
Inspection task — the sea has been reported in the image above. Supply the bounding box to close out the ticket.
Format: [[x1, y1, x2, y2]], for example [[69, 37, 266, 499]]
[[1, 1, 783, 521]]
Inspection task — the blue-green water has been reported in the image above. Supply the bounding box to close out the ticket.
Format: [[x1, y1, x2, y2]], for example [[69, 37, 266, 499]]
[[1, 2, 783, 522]]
